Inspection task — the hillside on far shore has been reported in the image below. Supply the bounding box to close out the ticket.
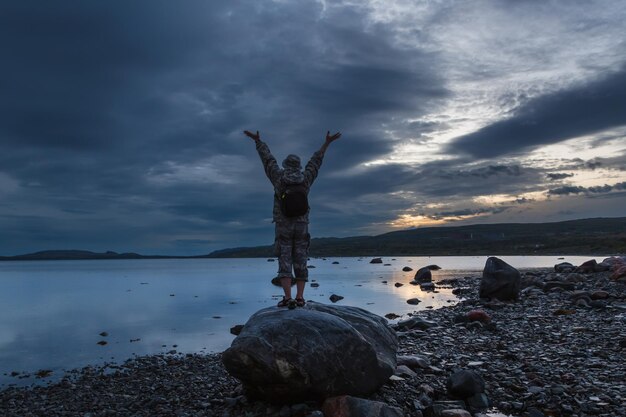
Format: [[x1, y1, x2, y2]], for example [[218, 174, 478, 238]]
[[2, 217, 624, 261], [208, 217, 626, 258]]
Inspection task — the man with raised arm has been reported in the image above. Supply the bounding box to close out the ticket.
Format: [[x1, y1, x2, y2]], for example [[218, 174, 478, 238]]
[[243, 130, 341, 308]]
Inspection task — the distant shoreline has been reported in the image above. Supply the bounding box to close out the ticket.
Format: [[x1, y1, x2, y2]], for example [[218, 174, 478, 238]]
[[0, 250, 212, 262], [2, 217, 625, 261]]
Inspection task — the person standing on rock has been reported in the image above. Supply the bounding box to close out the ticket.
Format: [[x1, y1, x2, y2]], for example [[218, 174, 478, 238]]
[[243, 129, 341, 308]]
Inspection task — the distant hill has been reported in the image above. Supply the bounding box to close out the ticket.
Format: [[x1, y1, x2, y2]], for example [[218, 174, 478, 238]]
[[208, 217, 626, 258], [2, 217, 625, 261], [0, 250, 206, 261]]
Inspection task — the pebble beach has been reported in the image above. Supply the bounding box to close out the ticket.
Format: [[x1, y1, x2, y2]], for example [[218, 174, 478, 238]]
[[1, 266, 625, 417]]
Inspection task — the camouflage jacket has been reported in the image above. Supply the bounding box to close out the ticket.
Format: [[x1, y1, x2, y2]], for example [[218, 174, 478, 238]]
[[255, 140, 324, 223]]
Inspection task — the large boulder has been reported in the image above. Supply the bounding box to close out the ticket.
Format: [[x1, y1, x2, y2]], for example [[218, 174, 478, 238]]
[[222, 301, 398, 403], [478, 257, 521, 301]]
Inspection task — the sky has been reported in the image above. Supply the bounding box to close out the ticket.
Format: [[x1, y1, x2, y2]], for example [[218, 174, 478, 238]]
[[1, 0, 625, 256]]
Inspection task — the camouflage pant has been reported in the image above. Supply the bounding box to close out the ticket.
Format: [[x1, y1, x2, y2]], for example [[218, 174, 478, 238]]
[[274, 221, 310, 281]]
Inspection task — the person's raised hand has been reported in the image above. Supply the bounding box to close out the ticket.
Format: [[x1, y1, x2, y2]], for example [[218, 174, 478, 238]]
[[325, 131, 341, 143], [243, 130, 260, 142]]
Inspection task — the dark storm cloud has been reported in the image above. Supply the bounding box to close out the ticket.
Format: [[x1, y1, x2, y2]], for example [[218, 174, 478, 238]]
[[446, 67, 626, 158], [546, 173, 574, 180], [548, 182, 626, 195], [412, 160, 545, 198], [436, 164, 523, 179], [0, 0, 449, 254]]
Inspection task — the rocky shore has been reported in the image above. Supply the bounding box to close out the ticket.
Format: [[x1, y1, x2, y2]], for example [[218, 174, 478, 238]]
[[1, 265, 625, 417]]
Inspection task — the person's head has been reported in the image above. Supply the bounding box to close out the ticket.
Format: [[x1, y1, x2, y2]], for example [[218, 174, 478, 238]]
[[282, 154, 302, 170]]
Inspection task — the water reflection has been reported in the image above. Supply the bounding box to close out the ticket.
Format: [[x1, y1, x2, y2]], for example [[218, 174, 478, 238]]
[[0, 255, 599, 386]]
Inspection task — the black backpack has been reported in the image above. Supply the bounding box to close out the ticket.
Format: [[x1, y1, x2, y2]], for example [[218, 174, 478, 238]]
[[279, 183, 309, 217]]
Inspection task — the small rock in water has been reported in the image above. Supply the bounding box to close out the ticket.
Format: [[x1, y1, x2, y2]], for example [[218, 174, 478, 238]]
[[310, 282, 320, 287], [385, 313, 401, 320], [394, 283, 404, 287], [407, 298, 421, 305], [99, 332, 108, 337], [329, 294, 344, 303], [332, 261, 339, 264], [35, 369, 53, 378], [414, 267, 433, 283], [96, 341, 108, 346], [370, 257, 383, 264], [402, 266, 413, 271]]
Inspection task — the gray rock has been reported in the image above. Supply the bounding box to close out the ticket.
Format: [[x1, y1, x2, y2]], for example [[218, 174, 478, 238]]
[[420, 282, 436, 291], [446, 370, 485, 398], [407, 298, 421, 305], [441, 410, 471, 417], [395, 364, 417, 378], [424, 401, 467, 417], [222, 302, 398, 402], [467, 392, 490, 409], [370, 257, 383, 264], [322, 395, 403, 417], [397, 354, 430, 369], [594, 261, 611, 272], [414, 267, 433, 283], [402, 266, 413, 272], [479, 257, 521, 301], [329, 294, 344, 303], [544, 281, 575, 291], [554, 262, 575, 273], [229, 325, 244, 335], [395, 317, 438, 331], [575, 259, 597, 273]]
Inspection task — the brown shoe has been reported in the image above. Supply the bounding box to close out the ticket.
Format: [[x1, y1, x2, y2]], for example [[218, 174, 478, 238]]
[[278, 297, 296, 309]]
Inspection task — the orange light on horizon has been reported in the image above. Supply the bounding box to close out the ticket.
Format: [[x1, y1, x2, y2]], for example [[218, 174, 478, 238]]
[[388, 213, 489, 229]]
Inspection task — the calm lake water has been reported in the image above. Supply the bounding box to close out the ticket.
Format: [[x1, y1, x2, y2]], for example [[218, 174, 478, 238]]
[[0, 255, 599, 387]]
